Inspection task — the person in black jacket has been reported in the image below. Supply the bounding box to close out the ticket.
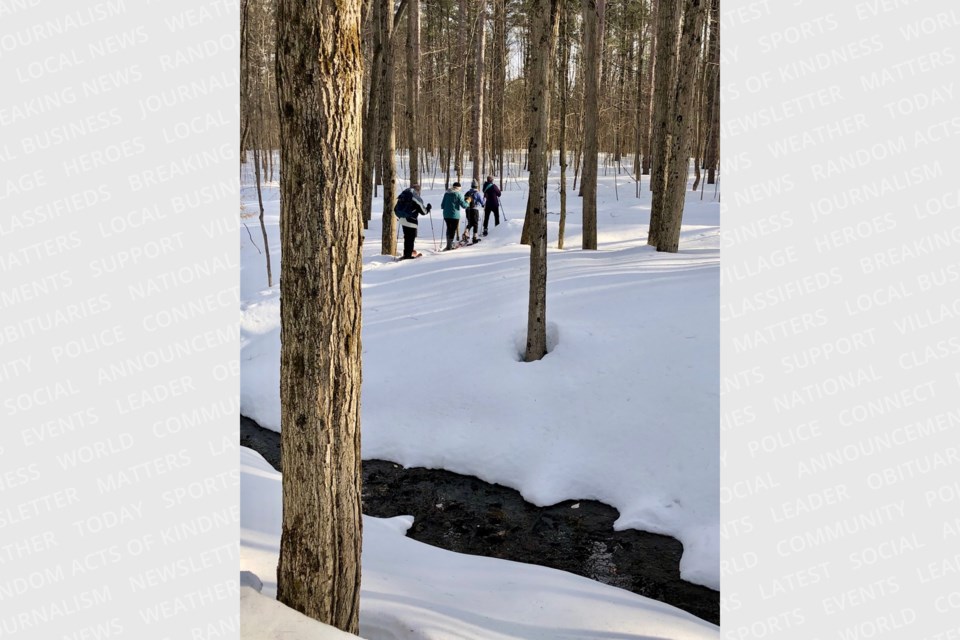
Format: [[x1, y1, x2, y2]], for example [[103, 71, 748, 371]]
[[482, 175, 502, 236], [395, 184, 430, 259]]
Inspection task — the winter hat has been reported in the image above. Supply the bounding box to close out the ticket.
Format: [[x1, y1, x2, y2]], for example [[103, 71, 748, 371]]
[[471, 180, 478, 188], [486, 175, 494, 182], [452, 181, 461, 188]]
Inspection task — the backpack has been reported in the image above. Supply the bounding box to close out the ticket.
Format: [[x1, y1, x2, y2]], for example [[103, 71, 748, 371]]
[[465, 189, 484, 209], [394, 189, 415, 218]]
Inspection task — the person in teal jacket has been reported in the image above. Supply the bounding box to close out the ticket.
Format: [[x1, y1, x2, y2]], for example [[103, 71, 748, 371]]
[[440, 182, 469, 250]]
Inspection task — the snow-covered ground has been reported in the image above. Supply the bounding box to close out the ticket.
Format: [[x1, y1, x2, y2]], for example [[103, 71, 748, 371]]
[[241, 446, 718, 639], [240, 155, 720, 637]]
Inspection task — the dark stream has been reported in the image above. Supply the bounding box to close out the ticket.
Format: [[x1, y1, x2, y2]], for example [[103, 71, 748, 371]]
[[241, 416, 719, 625]]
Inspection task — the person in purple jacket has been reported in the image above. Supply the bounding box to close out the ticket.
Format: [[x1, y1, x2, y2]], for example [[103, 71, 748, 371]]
[[482, 175, 501, 236]]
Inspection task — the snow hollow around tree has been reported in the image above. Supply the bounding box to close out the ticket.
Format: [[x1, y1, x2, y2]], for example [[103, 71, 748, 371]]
[[240, 155, 720, 636]]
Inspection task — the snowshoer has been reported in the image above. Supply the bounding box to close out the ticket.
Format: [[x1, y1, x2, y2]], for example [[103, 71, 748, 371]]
[[394, 184, 431, 259], [482, 175, 502, 236], [463, 180, 484, 244], [440, 181, 469, 251]]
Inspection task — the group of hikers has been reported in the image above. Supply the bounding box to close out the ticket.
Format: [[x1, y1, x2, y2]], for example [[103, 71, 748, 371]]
[[394, 176, 502, 260]]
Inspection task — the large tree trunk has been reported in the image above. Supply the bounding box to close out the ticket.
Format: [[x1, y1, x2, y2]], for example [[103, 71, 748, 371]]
[[656, 0, 706, 252], [525, 0, 561, 362], [380, 0, 398, 254], [406, 0, 420, 186], [580, 0, 605, 250], [274, 0, 364, 633], [647, 0, 680, 246]]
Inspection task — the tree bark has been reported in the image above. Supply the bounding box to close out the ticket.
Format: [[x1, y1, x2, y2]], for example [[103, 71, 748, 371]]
[[406, 0, 421, 186], [580, 0, 605, 250], [380, 0, 398, 255], [656, 0, 706, 252], [557, 0, 569, 251], [253, 148, 273, 288], [274, 0, 364, 633], [691, 7, 710, 192], [647, 0, 679, 245], [362, 0, 383, 228], [642, 0, 658, 177], [495, 0, 506, 184], [704, 0, 720, 184], [525, 0, 561, 362], [471, 0, 487, 184]]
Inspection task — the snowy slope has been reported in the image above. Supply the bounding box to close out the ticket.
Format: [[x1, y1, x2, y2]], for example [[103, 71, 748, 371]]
[[240, 446, 719, 639], [240, 158, 720, 589]]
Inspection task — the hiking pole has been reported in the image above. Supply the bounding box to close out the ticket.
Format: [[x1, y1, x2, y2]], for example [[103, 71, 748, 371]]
[[427, 206, 437, 252], [501, 204, 508, 222]]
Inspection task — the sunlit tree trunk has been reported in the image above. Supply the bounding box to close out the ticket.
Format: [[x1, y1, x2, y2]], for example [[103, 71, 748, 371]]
[[656, 0, 706, 252], [525, 0, 561, 362], [648, 0, 679, 246], [275, 0, 364, 632]]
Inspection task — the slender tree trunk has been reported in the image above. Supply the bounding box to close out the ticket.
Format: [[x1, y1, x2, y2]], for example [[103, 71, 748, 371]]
[[704, 0, 720, 184], [558, 0, 569, 251], [691, 6, 709, 192], [471, 0, 487, 184], [362, 0, 383, 228], [525, 0, 561, 362], [495, 0, 506, 186], [275, 0, 364, 633], [580, 0, 604, 250], [633, 23, 644, 190], [253, 148, 273, 287], [380, 0, 398, 254], [454, 0, 468, 181], [656, 0, 706, 252], [643, 0, 657, 177], [406, 0, 421, 186], [648, 0, 679, 245]]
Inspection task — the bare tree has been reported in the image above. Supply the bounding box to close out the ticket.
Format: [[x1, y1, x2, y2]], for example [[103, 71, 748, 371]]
[[253, 148, 273, 287], [703, 0, 720, 185], [380, 0, 398, 254], [471, 0, 487, 184], [406, 0, 421, 186], [557, 0, 570, 250], [274, 0, 364, 633], [525, 0, 561, 362], [655, 0, 706, 252], [580, 0, 605, 250], [362, 0, 383, 229], [647, 0, 679, 246]]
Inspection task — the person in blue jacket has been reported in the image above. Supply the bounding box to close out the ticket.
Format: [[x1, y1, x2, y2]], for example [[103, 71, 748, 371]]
[[440, 182, 469, 251], [462, 180, 484, 244]]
